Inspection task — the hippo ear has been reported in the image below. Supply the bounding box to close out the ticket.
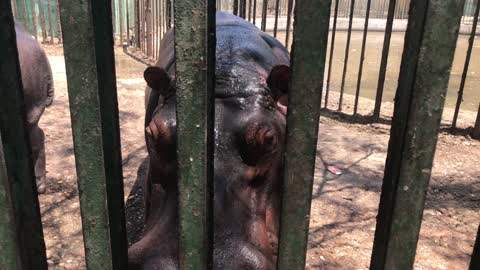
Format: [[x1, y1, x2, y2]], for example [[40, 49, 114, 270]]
[[267, 65, 290, 102], [144, 66, 171, 92]]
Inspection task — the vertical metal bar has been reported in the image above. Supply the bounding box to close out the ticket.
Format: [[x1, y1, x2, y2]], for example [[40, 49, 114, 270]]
[[472, 104, 480, 139], [234, 0, 239, 15], [370, 0, 465, 269], [353, 0, 372, 115], [284, 0, 293, 47], [240, 0, 246, 18], [12, 0, 19, 19], [452, 0, 479, 129], [277, 0, 332, 269], [174, 0, 214, 266], [0, 2, 47, 269], [470, 225, 480, 270], [324, 0, 339, 108], [338, 0, 355, 111], [166, 0, 171, 29], [253, 0, 257, 25], [135, 0, 140, 48], [248, 0, 252, 21], [29, 0, 38, 40], [146, 0, 152, 57], [38, 0, 48, 42], [47, 0, 54, 43], [0, 137, 22, 270], [120, 0, 124, 44], [55, 0, 62, 43], [373, 0, 397, 120], [273, 0, 280, 37], [58, 0, 129, 268], [112, 0, 117, 43], [21, 0, 28, 29], [127, 0, 131, 44], [261, 0, 268, 31], [152, 0, 155, 58]]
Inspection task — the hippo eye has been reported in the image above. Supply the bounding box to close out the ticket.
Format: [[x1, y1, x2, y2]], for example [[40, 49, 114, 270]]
[[241, 125, 278, 166]]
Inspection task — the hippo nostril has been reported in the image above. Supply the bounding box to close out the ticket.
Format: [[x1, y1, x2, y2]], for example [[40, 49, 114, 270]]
[[268, 232, 278, 255]]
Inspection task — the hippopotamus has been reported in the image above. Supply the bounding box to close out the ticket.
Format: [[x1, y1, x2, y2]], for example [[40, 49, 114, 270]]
[[14, 21, 54, 194], [128, 12, 290, 269]]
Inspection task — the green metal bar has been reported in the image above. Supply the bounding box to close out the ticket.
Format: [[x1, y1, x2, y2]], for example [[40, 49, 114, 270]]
[[470, 225, 480, 270], [0, 2, 47, 269], [370, 0, 466, 269], [452, 0, 480, 129], [0, 136, 22, 270], [58, 0, 127, 269], [174, 0, 214, 266], [473, 104, 480, 139], [276, 0, 332, 269], [90, 0, 128, 269]]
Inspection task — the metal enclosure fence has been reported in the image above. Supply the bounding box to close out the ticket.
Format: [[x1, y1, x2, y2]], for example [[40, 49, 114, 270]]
[[125, 0, 480, 138], [10, 0, 480, 132], [1, 1, 480, 270]]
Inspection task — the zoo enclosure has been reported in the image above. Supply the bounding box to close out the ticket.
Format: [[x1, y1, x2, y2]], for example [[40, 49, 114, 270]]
[[10, 0, 480, 133], [1, 1, 480, 270]]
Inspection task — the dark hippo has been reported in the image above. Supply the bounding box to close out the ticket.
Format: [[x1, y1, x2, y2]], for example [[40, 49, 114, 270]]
[[129, 12, 289, 269], [15, 21, 54, 194]]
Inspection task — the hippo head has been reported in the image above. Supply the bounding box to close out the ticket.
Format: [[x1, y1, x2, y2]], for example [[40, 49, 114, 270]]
[[128, 62, 290, 270]]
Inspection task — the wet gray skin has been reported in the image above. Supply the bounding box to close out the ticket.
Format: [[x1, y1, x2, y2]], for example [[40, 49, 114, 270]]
[[129, 12, 290, 270]]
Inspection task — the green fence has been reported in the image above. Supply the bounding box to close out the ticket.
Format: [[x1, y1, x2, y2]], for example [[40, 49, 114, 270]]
[[1, 0, 480, 269]]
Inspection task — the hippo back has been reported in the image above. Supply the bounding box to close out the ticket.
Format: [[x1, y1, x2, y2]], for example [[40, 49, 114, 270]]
[[145, 12, 290, 125], [15, 21, 54, 126]]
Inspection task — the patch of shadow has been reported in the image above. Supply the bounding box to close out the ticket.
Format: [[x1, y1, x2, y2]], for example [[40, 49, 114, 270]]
[[126, 157, 148, 246]]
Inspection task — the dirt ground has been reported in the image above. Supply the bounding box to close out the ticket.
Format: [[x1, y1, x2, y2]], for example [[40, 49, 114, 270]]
[[37, 37, 479, 270]]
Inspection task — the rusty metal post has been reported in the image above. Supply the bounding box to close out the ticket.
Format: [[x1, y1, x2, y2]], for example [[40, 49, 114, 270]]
[[0, 137, 22, 270], [0, 2, 47, 269], [21, 0, 28, 29], [135, 0, 140, 48], [233, 0, 239, 15], [127, 0, 131, 45], [373, 0, 397, 120], [55, 0, 62, 43], [174, 0, 215, 267], [47, 0, 54, 43], [472, 104, 480, 140], [273, 0, 280, 37], [324, 0, 339, 108], [28, 0, 38, 40], [261, 0, 268, 31], [338, 0, 355, 111], [452, 0, 480, 129], [38, 0, 48, 42], [370, 0, 466, 269], [353, 0, 372, 115], [113, 0, 117, 43], [12, 0, 19, 18], [284, 0, 293, 47], [120, 0, 124, 45], [471, 225, 480, 269], [58, 0, 128, 268], [277, 0, 332, 269], [253, 0, 257, 25]]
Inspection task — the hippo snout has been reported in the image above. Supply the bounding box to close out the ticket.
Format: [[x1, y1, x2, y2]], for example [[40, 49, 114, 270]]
[[214, 240, 275, 270]]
